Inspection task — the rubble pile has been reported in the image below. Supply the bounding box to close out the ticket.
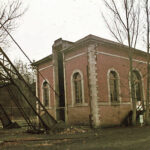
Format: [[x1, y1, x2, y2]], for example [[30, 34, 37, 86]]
[[60, 126, 88, 135]]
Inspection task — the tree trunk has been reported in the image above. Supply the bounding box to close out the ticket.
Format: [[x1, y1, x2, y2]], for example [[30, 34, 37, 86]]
[[146, 0, 150, 124], [129, 48, 136, 125]]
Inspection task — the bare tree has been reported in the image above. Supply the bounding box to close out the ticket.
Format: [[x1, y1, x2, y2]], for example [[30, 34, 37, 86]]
[[102, 0, 141, 125], [0, 0, 26, 47], [13, 59, 36, 84], [145, 0, 150, 124]]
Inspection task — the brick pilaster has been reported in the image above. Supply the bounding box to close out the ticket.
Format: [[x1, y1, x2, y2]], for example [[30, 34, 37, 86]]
[[88, 44, 100, 127]]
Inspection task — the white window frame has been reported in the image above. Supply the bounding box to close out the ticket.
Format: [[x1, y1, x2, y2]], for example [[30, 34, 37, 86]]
[[71, 69, 85, 106], [107, 68, 121, 104], [129, 68, 145, 103], [41, 80, 50, 108]]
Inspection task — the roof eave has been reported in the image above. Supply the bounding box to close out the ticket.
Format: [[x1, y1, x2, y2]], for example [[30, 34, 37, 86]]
[[32, 54, 52, 66], [61, 34, 147, 56]]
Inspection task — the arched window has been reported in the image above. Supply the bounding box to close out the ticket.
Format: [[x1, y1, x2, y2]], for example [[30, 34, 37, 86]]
[[43, 81, 50, 107], [109, 71, 119, 102], [133, 71, 142, 101], [73, 72, 83, 104]]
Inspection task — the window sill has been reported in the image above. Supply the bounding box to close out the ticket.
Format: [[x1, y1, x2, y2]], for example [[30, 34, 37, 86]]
[[69, 103, 88, 107], [111, 102, 120, 106], [40, 106, 53, 110]]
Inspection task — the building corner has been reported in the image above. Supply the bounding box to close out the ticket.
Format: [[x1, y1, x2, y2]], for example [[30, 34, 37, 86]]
[[87, 44, 100, 128]]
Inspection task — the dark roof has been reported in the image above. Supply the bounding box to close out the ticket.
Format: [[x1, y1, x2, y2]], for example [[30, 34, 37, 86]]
[[32, 54, 52, 66]]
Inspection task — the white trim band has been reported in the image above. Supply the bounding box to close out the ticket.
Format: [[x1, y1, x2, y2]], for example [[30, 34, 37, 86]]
[[97, 51, 147, 64], [39, 65, 53, 71], [65, 52, 86, 62]]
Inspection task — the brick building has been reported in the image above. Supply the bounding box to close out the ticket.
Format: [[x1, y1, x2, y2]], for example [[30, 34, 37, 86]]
[[33, 35, 147, 127]]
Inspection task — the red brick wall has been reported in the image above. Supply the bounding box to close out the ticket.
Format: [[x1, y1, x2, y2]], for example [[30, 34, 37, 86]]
[[99, 105, 131, 127], [64, 47, 91, 124], [67, 106, 90, 125], [63, 44, 147, 126], [36, 42, 148, 126], [37, 60, 55, 118], [96, 44, 147, 126]]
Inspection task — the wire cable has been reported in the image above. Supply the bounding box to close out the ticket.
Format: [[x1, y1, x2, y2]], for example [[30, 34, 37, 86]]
[[0, 22, 59, 97]]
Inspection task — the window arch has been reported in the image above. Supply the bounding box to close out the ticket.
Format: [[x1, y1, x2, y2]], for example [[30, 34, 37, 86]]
[[72, 72, 83, 104], [109, 70, 119, 102], [133, 70, 142, 101], [42, 81, 50, 107]]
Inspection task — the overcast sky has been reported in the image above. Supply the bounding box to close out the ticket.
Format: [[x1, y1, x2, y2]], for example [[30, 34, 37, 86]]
[[7, 0, 113, 62]]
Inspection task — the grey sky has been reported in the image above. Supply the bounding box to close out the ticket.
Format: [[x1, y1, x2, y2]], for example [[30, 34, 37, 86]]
[[7, 0, 112, 62]]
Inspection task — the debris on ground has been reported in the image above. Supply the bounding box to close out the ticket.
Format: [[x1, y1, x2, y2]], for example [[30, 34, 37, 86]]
[[47, 120, 90, 135], [59, 126, 89, 135]]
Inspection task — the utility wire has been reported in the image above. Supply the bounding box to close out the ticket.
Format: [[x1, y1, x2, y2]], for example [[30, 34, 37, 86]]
[[0, 23, 32, 64], [0, 22, 59, 97]]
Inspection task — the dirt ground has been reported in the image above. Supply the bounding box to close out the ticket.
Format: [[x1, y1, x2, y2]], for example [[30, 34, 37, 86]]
[[1, 125, 150, 150]]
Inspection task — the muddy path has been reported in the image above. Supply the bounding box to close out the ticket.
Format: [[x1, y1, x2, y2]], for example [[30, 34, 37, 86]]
[[0, 126, 150, 150]]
